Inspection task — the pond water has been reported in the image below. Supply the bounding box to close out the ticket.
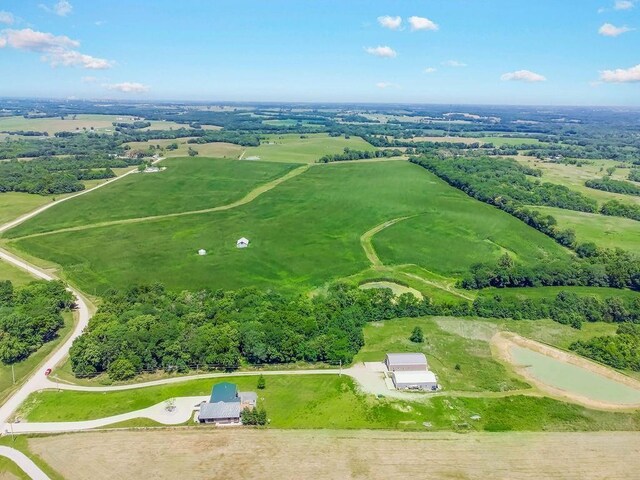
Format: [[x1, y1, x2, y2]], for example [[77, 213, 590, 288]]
[[510, 345, 640, 405], [359, 281, 423, 299]]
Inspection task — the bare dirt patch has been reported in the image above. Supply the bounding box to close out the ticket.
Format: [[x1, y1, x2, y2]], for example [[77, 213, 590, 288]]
[[30, 429, 640, 480]]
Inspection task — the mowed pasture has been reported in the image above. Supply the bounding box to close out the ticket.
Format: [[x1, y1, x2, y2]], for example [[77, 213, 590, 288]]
[[10, 161, 571, 294], [243, 133, 376, 163], [533, 206, 640, 254], [124, 138, 243, 158], [0, 258, 36, 285], [515, 157, 640, 206], [5, 158, 297, 237], [28, 430, 640, 480], [0, 114, 188, 135], [0, 192, 53, 226]]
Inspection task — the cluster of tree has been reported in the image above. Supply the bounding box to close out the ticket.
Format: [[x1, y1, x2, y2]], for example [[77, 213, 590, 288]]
[[317, 148, 403, 163], [629, 169, 640, 183], [460, 250, 640, 292], [0, 133, 123, 160], [0, 280, 75, 364], [0, 155, 135, 195], [186, 131, 261, 147], [1, 130, 48, 137], [585, 177, 640, 197], [112, 121, 151, 130], [601, 200, 640, 222], [570, 323, 640, 371], [241, 407, 268, 425]]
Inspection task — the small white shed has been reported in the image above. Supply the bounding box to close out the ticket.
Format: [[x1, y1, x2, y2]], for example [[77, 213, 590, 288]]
[[198, 249, 207, 256], [236, 237, 249, 249]]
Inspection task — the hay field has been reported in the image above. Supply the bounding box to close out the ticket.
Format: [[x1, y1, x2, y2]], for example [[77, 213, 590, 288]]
[[30, 430, 640, 480], [124, 138, 242, 158], [243, 133, 376, 163]]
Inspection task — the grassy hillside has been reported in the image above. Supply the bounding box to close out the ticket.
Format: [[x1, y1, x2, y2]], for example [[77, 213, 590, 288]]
[[10, 161, 571, 295], [532, 206, 640, 254], [5, 158, 297, 237]]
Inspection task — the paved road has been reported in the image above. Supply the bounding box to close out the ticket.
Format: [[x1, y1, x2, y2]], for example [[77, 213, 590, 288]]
[[0, 446, 49, 479]]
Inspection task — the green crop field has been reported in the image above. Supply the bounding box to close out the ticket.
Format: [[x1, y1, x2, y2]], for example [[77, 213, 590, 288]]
[[0, 192, 53, 226], [478, 285, 640, 302], [8, 161, 570, 295], [125, 138, 243, 158], [243, 133, 376, 163], [5, 158, 297, 238], [532, 206, 640, 254], [17, 373, 640, 432]]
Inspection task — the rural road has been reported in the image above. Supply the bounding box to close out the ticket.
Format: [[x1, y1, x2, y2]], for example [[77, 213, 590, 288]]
[[0, 446, 49, 480]]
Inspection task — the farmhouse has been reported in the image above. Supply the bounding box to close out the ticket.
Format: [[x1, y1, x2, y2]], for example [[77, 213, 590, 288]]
[[385, 353, 428, 372], [391, 370, 438, 391], [237, 237, 250, 248], [197, 382, 257, 425]]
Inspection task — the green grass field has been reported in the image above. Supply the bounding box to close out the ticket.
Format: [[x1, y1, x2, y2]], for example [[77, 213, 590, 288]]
[[532, 206, 640, 254], [0, 259, 36, 286], [5, 158, 297, 238], [125, 138, 243, 158], [17, 373, 640, 432], [0, 192, 54, 226], [9, 161, 570, 295], [515, 157, 640, 207], [355, 317, 529, 392], [411, 136, 544, 147], [243, 133, 376, 163], [478, 286, 640, 302]]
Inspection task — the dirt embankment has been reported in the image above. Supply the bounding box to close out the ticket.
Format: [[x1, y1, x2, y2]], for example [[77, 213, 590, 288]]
[[492, 332, 640, 411]]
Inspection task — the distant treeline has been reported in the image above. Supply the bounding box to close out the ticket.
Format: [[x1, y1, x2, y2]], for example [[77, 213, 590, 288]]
[[1, 130, 48, 137], [112, 121, 151, 130], [600, 200, 640, 222], [317, 148, 403, 163], [629, 169, 640, 183], [0, 280, 74, 365], [586, 177, 640, 197], [68, 282, 640, 379]]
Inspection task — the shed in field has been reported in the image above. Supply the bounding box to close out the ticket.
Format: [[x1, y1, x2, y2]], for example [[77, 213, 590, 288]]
[[198, 249, 207, 256], [392, 370, 438, 391], [237, 237, 249, 248], [385, 353, 428, 372]]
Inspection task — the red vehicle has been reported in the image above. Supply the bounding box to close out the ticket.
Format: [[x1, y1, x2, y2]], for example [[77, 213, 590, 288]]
[[44, 368, 52, 376]]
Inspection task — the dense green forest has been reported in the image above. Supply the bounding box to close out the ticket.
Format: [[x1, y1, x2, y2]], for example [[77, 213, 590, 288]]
[[570, 323, 640, 371], [0, 280, 74, 364], [69, 282, 640, 380], [585, 177, 640, 196], [629, 169, 640, 182]]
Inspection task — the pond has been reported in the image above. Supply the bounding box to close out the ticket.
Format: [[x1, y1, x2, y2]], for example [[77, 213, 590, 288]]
[[510, 345, 640, 405]]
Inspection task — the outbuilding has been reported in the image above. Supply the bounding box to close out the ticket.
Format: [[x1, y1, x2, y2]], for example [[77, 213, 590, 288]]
[[391, 370, 438, 391], [237, 237, 250, 248], [385, 353, 428, 372], [198, 249, 207, 256]]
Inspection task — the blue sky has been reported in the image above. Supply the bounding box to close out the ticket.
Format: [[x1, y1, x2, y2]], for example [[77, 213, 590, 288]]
[[0, 0, 639, 105]]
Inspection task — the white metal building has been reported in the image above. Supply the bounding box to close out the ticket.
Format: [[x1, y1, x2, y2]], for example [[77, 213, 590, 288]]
[[198, 249, 207, 256], [385, 353, 428, 372], [237, 237, 250, 248], [392, 370, 438, 391]]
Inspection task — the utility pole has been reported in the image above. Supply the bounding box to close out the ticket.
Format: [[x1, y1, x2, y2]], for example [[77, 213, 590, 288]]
[[11, 364, 15, 385], [339, 360, 342, 377]]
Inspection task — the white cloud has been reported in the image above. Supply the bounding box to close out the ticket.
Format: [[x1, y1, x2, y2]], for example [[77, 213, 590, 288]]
[[598, 23, 633, 36], [377, 16, 402, 30], [105, 82, 150, 93], [501, 70, 547, 82], [408, 16, 438, 31], [600, 64, 640, 82], [424, 67, 437, 73], [375, 81, 399, 89], [40, 1, 72, 16], [81, 76, 97, 83], [364, 45, 397, 58], [0, 11, 14, 25], [614, 0, 634, 10], [442, 60, 466, 67], [0, 28, 113, 69]]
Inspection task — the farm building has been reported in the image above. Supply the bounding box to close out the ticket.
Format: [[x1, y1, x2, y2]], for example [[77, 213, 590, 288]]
[[198, 249, 207, 256], [237, 237, 250, 248], [197, 382, 257, 424], [385, 353, 428, 372], [392, 371, 438, 391]]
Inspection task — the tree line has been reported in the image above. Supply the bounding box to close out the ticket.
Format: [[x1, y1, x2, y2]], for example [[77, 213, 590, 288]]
[[0, 280, 75, 365], [317, 148, 403, 163], [585, 177, 640, 196], [570, 323, 640, 371]]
